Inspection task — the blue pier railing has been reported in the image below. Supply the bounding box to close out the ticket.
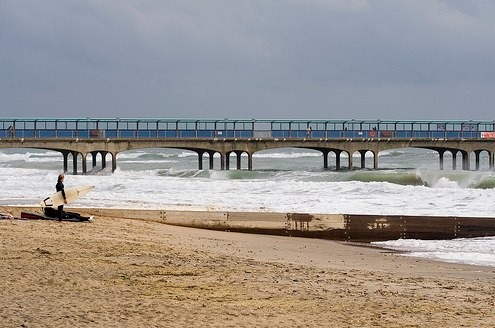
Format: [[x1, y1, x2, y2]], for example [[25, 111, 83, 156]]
[[1, 118, 494, 139]]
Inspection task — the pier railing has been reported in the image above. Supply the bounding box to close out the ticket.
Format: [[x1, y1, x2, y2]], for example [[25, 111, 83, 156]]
[[1, 118, 495, 140]]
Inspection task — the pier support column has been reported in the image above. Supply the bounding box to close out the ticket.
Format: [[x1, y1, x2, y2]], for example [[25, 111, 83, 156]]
[[347, 151, 353, 170], [335, 150, 341, 171], [91, 152, 98, 169], [490, 151, 494, 169], [101, 151, 108, 170], [81, 152, 87, 175], [373, 151, 378, 169], [322, 150, 330, 169], [359, 150, 367, 169], [220, 153, 225, 170], [197, 151, 205, 170], [208, 151, 215, 170], [72, 151, 79, 175], [474, 150, 481, 170], [462, 151, 469, 171], [236, 151, 243, 170], [438, 150, 445, 170], [247, 153, 253, 171], [452, 151, 457, 170], [112, 152, 117, 172], [225, 152, 231, 170], [89, 151, 108, 171], [62, 151, 69, 173]]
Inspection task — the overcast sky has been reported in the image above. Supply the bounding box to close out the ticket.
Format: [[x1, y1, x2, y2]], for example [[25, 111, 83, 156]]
[[1, 0, 494, 120]]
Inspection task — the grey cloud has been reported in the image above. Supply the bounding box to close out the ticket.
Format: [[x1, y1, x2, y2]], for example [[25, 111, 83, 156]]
[[0, 0, 494, 119]]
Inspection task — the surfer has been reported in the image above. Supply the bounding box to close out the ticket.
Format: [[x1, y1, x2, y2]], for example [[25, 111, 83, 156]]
[[56, 174, 67, 221]]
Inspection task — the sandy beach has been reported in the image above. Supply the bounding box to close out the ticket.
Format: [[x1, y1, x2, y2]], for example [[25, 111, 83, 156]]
[[1, 206, 494, 327]]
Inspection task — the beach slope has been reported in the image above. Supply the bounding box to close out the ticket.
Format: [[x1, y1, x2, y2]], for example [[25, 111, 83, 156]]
[[0, 207, 494, 327]]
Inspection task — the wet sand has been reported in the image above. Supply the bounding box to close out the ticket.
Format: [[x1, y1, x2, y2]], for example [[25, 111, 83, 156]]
[[1, 206, 494, 327]]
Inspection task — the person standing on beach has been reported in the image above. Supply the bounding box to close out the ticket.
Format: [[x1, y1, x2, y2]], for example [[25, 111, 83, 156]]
[[56, 174, 67, 221]]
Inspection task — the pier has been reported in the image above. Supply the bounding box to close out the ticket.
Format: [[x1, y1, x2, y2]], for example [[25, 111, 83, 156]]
[[1, 118, 495, 174]]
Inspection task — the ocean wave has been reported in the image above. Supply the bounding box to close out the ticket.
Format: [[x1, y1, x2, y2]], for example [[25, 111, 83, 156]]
[[153, 167, 423, 185], [0, 150, 61, 163], [116, 166, 495, 189], [346, 171, 425, 186], [471, 176, 495, 189], [156, 168, 207, 178], [379, 150, 409, 157], [417, 169, 495, 189]]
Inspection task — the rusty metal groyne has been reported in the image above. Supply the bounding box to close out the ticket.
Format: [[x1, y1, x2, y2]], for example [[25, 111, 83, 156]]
[[6, 206, 495, 242], [65, 208, 495, 242]]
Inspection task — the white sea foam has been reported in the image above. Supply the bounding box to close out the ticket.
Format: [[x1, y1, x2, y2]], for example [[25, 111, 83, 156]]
[[373, 237, 495, 267], [0, 151, 60, 163]]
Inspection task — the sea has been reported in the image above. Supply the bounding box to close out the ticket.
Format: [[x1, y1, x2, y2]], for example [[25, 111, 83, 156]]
[[1, 147, 495, 268]]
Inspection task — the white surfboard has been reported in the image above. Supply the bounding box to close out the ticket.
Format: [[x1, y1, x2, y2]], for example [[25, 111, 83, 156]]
[[41, 185, 94, 208]]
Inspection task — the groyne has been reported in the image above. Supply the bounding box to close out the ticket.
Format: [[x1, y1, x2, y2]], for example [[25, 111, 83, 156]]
[[6, 206, 495, 242]]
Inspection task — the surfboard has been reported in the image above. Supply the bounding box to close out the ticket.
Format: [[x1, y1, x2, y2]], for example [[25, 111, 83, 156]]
[[41, 185, 94, 208]]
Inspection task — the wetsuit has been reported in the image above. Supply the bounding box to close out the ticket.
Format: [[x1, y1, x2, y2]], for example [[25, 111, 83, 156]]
[[56, 179, 66, 221]]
